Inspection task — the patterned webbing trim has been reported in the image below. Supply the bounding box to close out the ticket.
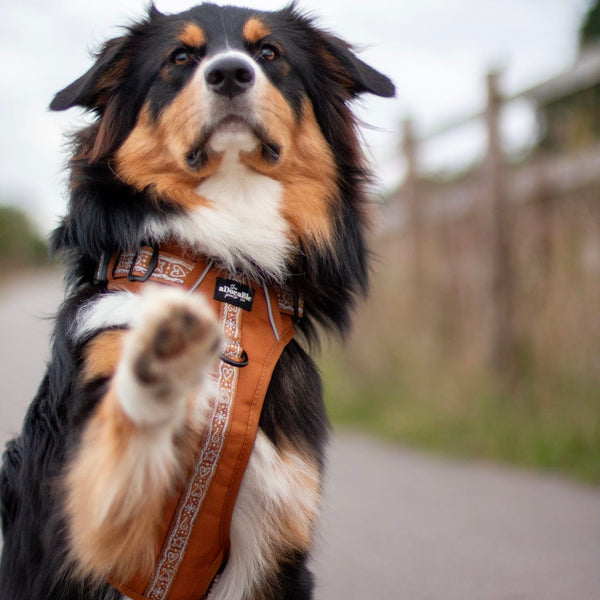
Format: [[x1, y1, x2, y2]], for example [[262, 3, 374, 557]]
[[103, 247, 304, 318], [113, 249, 195, 285]]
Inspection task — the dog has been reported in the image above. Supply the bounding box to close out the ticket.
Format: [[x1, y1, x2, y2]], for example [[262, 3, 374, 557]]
[[0, 3, 394, 599]]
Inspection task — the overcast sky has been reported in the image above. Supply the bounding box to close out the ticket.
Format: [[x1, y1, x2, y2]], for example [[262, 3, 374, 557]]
[[0, 0, 592, 231]]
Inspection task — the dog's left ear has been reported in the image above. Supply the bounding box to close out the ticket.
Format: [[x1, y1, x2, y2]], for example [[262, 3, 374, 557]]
[[320, 34, 395, 99], [50, 6, 165, 112], [49, 36, 129, 112]]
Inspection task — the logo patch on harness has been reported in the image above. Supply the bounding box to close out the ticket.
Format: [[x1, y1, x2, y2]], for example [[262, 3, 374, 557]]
[[214, 278, 255, 311]]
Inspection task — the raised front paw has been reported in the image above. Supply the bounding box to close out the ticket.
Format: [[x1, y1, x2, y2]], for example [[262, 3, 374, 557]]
[[115, 285, 222, 428]]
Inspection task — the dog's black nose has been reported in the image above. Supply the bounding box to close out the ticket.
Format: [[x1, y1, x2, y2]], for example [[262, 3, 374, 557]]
[[205, 56, 255, 98]]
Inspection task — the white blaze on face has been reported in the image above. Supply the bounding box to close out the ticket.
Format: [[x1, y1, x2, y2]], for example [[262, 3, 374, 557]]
[[193, 50, 291, 278]]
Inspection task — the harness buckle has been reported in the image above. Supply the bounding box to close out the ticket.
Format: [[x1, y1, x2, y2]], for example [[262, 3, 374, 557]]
[[127, 243, 160, 282]]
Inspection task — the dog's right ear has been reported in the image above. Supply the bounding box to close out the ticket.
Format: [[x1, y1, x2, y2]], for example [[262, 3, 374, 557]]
[[49, 37, 128, 112]]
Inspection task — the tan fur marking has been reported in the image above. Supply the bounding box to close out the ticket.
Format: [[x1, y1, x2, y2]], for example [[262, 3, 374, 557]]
[[82, 330, 125, 382], [115, 99, 221, 210], [178, 23, 206, 48], [241, 95, 337, 250], [65, 386, 165, 581], [278, 101, 337, 251], [95, 58, 129, 107], [243, 18, 271, 43], [317, 45, 356, 93], [277, 447, 321, 553], [64, 382, 200, 582]]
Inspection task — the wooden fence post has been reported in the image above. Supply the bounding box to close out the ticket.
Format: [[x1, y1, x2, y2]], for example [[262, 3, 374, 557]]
[[402, 118, 422, 288], [485, 70, 516, 384]]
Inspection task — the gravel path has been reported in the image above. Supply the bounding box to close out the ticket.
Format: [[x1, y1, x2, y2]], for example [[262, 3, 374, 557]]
[[316, 435, 600, 599], [0, 270, 64, 445], [1, 272, 599, 599]]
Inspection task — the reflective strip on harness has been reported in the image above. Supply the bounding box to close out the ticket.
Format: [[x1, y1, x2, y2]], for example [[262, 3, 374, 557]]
[[102, 245, 297, 600]]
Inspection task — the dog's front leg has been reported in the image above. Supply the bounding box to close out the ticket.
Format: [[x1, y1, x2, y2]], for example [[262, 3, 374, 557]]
[[64, 287, 222, 583]]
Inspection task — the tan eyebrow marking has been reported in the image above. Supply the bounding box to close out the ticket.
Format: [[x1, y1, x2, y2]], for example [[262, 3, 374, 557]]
[[178, 23, 206, 48], [243, 17, 271, 43]]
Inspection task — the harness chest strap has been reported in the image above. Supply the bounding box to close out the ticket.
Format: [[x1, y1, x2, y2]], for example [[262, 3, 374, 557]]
[[99, 245, 299, 600]]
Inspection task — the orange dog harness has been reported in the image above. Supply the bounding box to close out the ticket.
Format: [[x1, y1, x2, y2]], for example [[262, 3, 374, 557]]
[[96, 244, 300, 600]]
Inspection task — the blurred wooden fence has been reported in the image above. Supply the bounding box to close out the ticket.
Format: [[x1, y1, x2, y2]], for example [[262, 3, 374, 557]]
[[382, 70, 600, 387]]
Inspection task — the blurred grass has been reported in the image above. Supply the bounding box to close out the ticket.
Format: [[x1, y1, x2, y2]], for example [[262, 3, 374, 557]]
[[321, 342, 600, 484], [321, 350, 600, 483]]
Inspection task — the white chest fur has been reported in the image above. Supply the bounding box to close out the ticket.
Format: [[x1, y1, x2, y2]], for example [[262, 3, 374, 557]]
[[145, 127, 292, 281]]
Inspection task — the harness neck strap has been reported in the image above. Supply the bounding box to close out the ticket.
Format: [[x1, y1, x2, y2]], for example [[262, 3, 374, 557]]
[[100, 244, 299, 600]]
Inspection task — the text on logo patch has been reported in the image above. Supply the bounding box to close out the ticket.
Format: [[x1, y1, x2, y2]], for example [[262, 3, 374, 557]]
[[214, 278, 255, 311]]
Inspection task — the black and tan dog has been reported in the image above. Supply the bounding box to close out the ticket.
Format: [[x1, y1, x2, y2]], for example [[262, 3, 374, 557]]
[[0, 3, 394, 599]]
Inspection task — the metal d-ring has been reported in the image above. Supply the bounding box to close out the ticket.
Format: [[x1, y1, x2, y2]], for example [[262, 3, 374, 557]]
[[220, 350, 249, 368]]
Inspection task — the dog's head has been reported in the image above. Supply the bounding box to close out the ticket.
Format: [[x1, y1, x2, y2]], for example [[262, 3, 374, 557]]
[[51, 3, 394, 334]]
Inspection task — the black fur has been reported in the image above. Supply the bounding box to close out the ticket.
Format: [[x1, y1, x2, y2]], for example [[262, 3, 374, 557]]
[[0, 4, 394, 599]]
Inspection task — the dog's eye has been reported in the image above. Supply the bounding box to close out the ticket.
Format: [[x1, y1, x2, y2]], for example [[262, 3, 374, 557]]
[[171, 50, 193, 66], [259, 44, 279, 61]]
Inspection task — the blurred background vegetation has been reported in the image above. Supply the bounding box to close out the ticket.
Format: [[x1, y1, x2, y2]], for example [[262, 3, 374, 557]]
[[1, 1, 599, 484], [321, 0, 600, 483], [0, 204, 48, 276]]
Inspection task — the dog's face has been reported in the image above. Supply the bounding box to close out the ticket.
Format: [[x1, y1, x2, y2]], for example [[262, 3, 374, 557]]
[[51, 3, 394, 306]]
